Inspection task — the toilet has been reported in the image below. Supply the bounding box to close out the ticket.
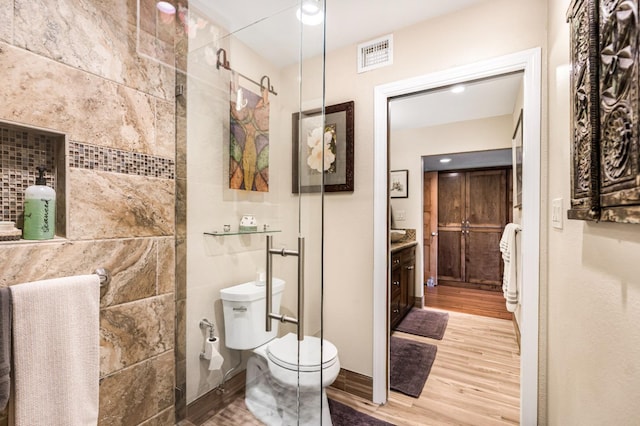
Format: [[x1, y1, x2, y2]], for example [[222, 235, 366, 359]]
[[220, 278, 340, 426]]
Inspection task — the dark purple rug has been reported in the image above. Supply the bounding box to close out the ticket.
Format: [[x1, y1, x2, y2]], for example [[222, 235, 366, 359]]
[[395, 308, 449, 340], [390, 336, 437, 398], [328, 398, 395, 426]]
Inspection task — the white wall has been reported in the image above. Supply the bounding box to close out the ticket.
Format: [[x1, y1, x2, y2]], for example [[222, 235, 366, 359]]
[[390, 115, 513, 297], [546, 1, 640, 423], [299, 0, 548, 378]]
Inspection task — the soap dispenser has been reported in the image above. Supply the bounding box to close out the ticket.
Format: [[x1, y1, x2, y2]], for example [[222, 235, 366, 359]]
[[23, 166, 56, 240]]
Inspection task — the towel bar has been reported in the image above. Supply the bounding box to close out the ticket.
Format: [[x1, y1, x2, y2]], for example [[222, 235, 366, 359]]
[[93, 268, 110, 289]]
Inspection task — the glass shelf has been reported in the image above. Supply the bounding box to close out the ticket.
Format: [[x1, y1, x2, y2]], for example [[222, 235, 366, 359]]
[[204, 229, 281, 237]]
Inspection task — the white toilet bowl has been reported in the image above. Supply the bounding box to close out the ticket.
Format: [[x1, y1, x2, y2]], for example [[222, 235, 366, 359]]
[[245, 333, 340, 426], [220, 280, 340, 425]]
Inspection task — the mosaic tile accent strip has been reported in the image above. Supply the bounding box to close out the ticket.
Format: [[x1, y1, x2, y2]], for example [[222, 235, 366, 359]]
[[0, 126, 58, 224], [69, 142, 175, 179]]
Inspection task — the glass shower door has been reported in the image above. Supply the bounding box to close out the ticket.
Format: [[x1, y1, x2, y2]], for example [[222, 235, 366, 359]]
[[181, 0, 329, 424]]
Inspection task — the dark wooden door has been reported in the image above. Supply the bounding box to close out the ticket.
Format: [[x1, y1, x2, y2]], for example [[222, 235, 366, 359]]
[[437, 172, 465, 283], [465, 170, 507, 288], [438, 169, 508, 291]]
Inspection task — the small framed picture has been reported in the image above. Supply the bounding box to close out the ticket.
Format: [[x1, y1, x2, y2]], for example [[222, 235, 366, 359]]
[[390, 170, 408, 198]]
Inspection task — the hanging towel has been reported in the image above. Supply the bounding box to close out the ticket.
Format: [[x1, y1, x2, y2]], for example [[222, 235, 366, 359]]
[[500, 223, 521, 313], [0, 287, 11, 411], [11, 275, 100, 426]]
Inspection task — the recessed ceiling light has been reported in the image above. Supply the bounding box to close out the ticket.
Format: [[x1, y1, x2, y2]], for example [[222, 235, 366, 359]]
[[156, 1, 176, 14], [297, 0, 323, 26], [302, 0, 320, 14], [450, 85, 465, 94], [439, 158, 452, 163]]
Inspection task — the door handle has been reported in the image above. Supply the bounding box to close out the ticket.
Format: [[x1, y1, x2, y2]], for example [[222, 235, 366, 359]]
[[431, 231, 438, 236], [265, 235, 304, 341]]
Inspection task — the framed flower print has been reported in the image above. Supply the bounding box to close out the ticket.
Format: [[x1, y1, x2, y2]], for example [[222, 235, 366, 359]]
[[292, 101, 354, 193]]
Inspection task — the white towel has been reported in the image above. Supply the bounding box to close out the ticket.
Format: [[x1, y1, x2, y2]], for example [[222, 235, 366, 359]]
[[499, 223, 521, 313], [11, 275, 100, 426]]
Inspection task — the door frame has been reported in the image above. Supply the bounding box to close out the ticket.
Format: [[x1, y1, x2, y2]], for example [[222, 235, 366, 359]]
[[372, 48, 541, 424], [423, 171, 438, 286]]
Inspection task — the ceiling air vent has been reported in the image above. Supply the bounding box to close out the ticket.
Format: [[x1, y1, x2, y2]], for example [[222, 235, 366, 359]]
[[357, 34, 393, 73]]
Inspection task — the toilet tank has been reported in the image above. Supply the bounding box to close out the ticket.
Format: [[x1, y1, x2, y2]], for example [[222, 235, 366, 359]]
[[220, 278, 285, 350]]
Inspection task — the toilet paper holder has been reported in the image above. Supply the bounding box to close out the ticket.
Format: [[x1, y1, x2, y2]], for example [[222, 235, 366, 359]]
[[199, 318, 219, 361], [199, 318, 216, 341], [199, 317, 241, 391]]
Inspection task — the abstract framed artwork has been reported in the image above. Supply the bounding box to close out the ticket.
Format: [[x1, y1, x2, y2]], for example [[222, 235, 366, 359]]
[[292, 101, 354, 193], [229, 86, 270, 192], [390, 170, 408, 198]]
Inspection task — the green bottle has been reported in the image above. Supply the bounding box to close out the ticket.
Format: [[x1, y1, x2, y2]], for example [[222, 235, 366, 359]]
[[23, 166, 56, 240]]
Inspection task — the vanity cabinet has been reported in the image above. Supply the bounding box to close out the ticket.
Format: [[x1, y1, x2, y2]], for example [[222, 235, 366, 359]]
[[390, 244, 416, 330]]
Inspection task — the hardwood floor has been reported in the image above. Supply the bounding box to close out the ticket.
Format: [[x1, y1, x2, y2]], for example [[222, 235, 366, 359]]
[[192, 309, 520, 425], [425, 284, 513, 320]]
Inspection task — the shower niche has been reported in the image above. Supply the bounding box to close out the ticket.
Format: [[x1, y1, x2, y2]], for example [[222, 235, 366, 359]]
[[0, 121, 67, 241]]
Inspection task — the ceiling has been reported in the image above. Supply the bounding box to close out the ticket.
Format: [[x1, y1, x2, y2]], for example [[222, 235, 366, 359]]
[[389, 72, 523, 130], [190, 0, 489, 68], [397, 72, 523, 171], [422, 149, 513, 172]]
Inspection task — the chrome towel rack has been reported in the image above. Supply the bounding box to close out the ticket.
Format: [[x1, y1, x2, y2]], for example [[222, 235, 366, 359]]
[[93, 268, 111, 289]]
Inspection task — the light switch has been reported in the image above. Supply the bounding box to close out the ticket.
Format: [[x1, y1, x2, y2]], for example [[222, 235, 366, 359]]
[[396, 210, 406, 221], [552, 198, 563, 229]]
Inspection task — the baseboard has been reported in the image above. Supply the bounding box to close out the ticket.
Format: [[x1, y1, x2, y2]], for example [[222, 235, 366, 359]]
[[329, 368, 374, 401], [186, 367, 373, 423], [438, 279, 502, 292], [512, 316, 521, 354], [414, 295, 423, 308], [186, 371, 246, 425]]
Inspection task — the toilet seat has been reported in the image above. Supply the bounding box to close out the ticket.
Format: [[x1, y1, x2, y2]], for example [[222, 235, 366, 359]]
[[266, 333, 338, 373]]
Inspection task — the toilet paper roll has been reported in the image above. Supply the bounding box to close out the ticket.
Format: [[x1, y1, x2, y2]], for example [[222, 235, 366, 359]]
[[205, 338, 224, 370]]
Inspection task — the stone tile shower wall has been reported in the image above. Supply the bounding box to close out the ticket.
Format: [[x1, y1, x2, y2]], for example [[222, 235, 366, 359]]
[[0, 0, 182, 424]]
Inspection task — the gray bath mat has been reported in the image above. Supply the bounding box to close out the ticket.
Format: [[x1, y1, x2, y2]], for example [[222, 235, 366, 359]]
[[390, 336, 437, 398], [328, 398, 395, 425], [395, 308, 449, 340]]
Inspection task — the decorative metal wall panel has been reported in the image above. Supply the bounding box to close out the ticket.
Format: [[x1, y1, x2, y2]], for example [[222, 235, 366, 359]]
[[567, 0, 640, 223], [567, 0, 601, 220], [599, 0, 640, 223]]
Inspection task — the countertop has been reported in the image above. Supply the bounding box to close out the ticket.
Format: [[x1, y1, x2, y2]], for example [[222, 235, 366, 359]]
[[390, 240, 418, 253]]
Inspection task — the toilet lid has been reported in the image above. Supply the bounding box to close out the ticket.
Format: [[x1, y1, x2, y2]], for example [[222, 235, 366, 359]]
[[267, 333, 338, 372]]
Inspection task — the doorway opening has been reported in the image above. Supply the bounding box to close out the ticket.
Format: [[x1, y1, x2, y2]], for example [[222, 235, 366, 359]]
[[373, 48, 541, 424]]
